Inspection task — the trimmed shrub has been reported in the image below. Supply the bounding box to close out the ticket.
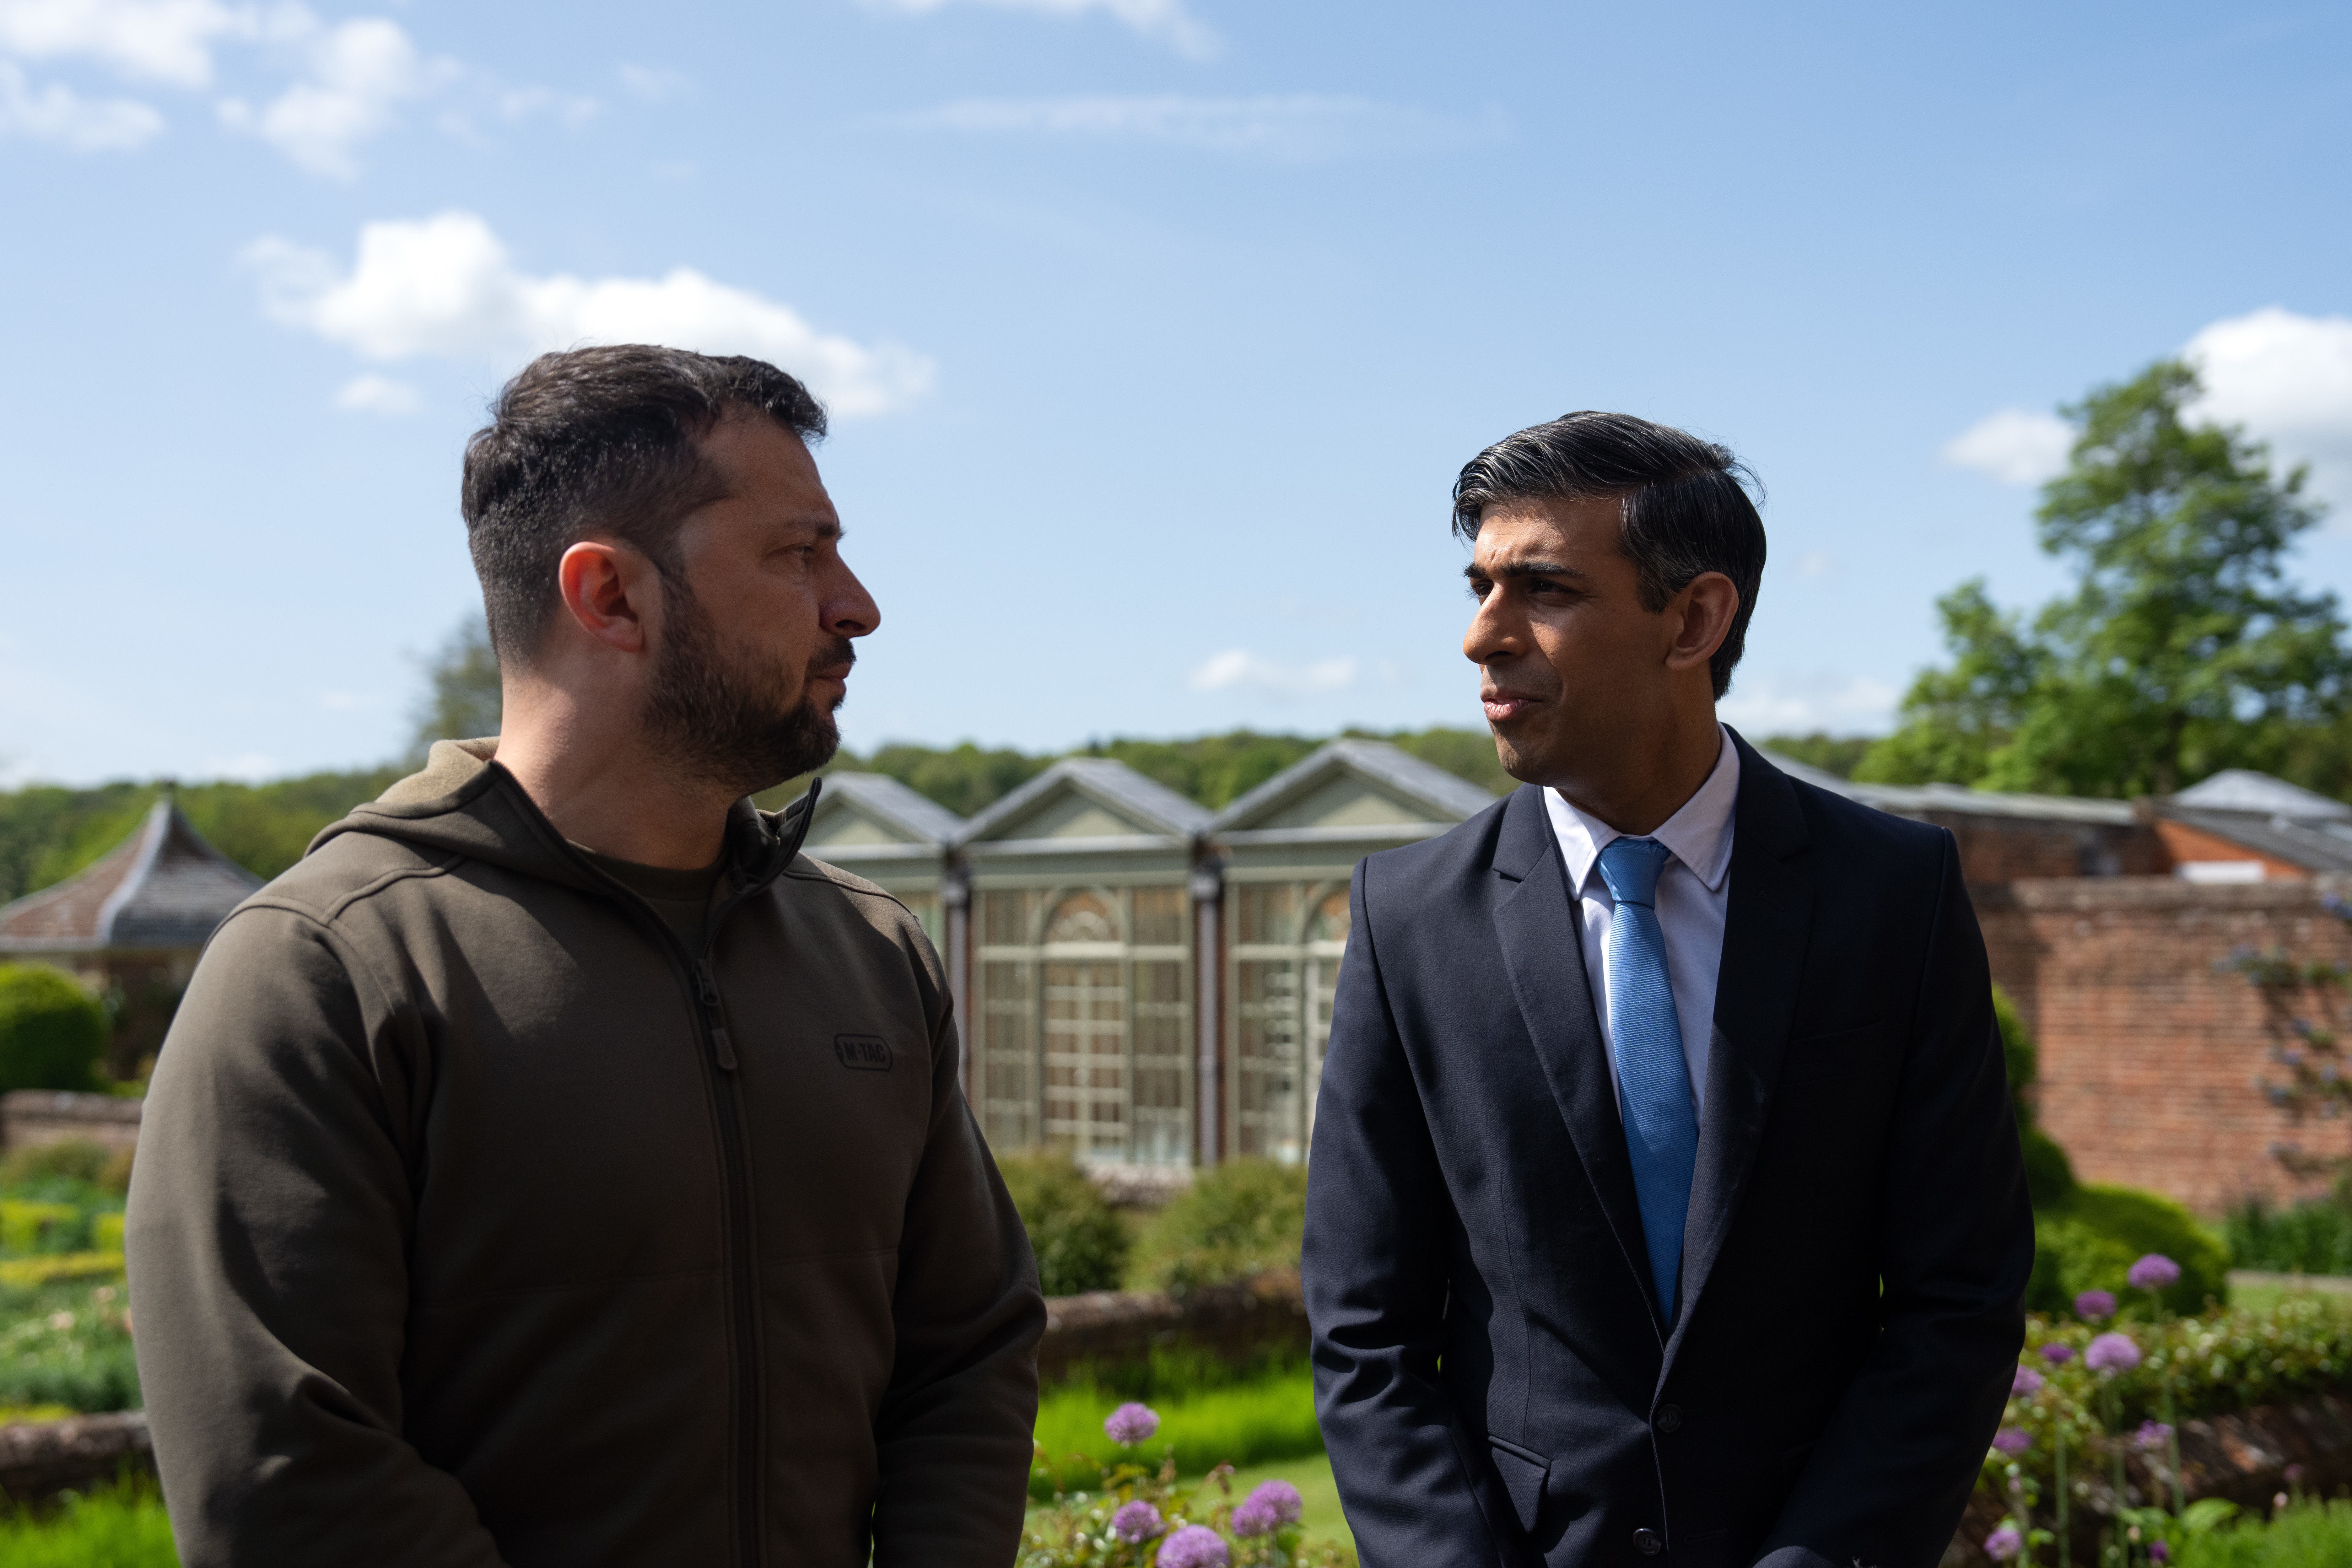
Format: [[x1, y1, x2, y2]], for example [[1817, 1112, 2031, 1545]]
[[0, 967, 105, 1095], [1133, 1160, 1307, 1293], [996, 1153, 1130, 1297], [2022, 1129, 2078, 1210], [2225, 1197, 2352, 1275], [0, 1140, 113, 1189], [2026, 1183, 2229, 1316]]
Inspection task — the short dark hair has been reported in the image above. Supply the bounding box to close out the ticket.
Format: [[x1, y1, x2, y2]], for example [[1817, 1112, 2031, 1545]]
[[461, 345, 828, 661], [1451, 411, 1766, 698]]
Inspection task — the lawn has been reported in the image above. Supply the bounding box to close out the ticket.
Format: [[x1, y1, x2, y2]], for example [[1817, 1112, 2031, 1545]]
[[1030, 1364, 1324, 1497], [0, 1477, 176, 1568]]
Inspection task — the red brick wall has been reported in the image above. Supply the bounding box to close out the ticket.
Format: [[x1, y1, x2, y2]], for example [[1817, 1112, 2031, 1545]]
[[1932, 812, 2170, 882], [1974, 877, 2352, 1215]]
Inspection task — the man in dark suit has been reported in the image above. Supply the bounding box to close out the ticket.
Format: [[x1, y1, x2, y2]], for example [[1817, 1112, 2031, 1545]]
[[1303, 412, 2033, 1568]]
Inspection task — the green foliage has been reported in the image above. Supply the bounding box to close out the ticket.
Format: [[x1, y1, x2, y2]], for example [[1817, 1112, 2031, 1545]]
[[1134, 1161, 1308, 1293], [0, 1277, 138, 1413], [1030, 1366, 1325, 1499], [2022, 1131, 2078, 1210], [1862, 360, 2351, 797], [997, 1154, 1131, 1297], [2026, 1184, 2229, 1316], [1994, 983, 2079, 1207], [0, 1143, 128, 1259], [0, 968, 105, 1094], [409, 614, 501, 761], [0, 1476, 178, 1568], [2179, 1498, 2352, 1568], [2225, 1197, 2352, 1275], [1756, 733, 1875, 778]]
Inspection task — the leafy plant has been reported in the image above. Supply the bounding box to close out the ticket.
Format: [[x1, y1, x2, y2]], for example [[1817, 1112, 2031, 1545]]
[[1132, 1161, 1307, 1294], [2026, 1186, 2228, 1317], [2225, 1197, 2352, 1275], [0, 968, 106, 1095], [0, 1278, 138, 1412], [998, 1154, 1131, 1297]]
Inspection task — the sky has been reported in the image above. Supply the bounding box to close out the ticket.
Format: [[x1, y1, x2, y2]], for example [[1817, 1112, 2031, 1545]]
[[3, 0, 2351, 786]]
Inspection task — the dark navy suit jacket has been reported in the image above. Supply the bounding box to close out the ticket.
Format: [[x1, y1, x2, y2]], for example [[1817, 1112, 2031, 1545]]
[[1302, 734, 2033, 1568]]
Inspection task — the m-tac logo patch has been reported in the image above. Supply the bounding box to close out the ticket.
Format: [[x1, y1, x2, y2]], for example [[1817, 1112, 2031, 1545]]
[[834, 1035, 893, 1072]]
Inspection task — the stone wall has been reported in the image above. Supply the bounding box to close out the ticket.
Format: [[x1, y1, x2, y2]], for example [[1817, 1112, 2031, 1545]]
[[0, 1090, 142, 1155], [1977, 876, 2352, 1215]]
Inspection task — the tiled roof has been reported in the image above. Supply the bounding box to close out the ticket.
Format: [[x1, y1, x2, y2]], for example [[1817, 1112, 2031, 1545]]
[[815, 772, 968, 847], [2160, 808, 2352, 876], [0, 798, 261, 954], [2171, 769, 2352, 821], [956, 757, 1212, 846], [1207, 739, 1500, 832], [1754, 751, 2137, 826]]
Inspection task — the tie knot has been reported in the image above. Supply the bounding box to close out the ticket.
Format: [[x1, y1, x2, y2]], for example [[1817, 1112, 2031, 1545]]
[[1597, 836, 1671, 908]]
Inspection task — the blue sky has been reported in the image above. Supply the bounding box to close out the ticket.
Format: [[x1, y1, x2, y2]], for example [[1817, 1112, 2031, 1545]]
[[4, 0, 2351, 785]]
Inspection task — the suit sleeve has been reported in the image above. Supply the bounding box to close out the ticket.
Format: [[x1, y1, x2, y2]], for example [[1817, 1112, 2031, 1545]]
[[125, 906, 511, 1568], [1304, 864, 1516, 1568], [1754, 832, 2033, 1568], [870, 977, 1047, 1568]]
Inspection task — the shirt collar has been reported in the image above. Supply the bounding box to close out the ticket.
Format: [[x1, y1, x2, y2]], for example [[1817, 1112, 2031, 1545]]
[[1543, 725, 1741, 897]]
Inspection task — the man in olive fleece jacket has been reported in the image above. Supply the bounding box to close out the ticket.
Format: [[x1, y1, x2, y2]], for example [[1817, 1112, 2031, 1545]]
[[126, 346, 1044, 1568]]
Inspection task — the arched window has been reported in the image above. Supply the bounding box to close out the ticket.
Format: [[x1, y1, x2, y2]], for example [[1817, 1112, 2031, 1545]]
[[1230, 881, 1350, 1164], [972, 884, 1192, 1166]]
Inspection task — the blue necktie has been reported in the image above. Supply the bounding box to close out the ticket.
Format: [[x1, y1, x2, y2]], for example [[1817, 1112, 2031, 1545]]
[[1596, 836, 1700, 1323]]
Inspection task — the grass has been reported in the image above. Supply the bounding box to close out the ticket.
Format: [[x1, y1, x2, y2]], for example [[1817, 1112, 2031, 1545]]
[[1030, 1364, 1324, 1499], [0, 1477, 177, 1568], [2180, 1498, 2352, 1567]]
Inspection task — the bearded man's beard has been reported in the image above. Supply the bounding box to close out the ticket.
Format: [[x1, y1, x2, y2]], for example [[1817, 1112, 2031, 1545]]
[[642, 586, 848, 799]]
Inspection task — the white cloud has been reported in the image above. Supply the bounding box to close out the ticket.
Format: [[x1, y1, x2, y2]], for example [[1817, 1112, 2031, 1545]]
[[333, 371, 418, 414], [246, 211, 935, 418], [1798, 550, 1837, 579], [904, 93, 1498, 162], [0, 0, 256, 87], [1940, 407, 2074, 486], [617, 62, 688, 103], [1717, 672, 1900, 737], [217, 14, 454, 177], [1188, 649, 1358, 699], [492, 83, 596, 128], [865, 0, 1218, 60], [2187, 306, 2352, 514], [0, 57, 158, 145]]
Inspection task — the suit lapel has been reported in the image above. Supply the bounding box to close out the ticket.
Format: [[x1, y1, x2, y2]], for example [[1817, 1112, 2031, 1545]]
[[1665, 734, 1813, 1364], [1488, 785, 1663, 1339]]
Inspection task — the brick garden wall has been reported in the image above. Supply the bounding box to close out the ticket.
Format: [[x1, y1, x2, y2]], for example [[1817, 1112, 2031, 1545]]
[[1975, 876, 2352, 1215]]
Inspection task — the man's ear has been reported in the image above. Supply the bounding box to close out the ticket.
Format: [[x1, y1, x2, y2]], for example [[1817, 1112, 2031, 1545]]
[[1663, 572, 1739, 674], [556, 540, 658, 655]]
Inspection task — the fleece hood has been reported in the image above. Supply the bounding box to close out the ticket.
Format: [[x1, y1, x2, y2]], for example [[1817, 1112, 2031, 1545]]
[[310, 737, 819, 897]]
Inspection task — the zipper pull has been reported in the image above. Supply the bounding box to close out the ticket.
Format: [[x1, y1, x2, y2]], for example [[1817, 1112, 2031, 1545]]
[[710, 1026, 739, 1072], [696, 965, 721, 1008]]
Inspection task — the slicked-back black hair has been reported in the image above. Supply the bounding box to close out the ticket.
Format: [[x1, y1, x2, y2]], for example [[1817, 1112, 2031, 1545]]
[[461, 344, 828, 661], [1452, 411, 1767, 698]]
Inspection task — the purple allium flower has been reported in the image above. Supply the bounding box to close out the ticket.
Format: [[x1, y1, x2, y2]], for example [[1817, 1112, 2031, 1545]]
[[1103, 1402, 1160, 1446], [2075, 1290, 2117, 1322], [2286, 1463, 2307, 1484], [1109, 1501, 1164, 1544], [1992, 1427, 2031, 1456], [1231, 1497, 1280, 1538], [1984, 1524, 2023, 1562], [1156, 1524, 1231, 1568], [2041, 1343, 2076, 1365], [2149, 1543, 2170, 1564], [2012, 1367, 2046, 1398], [2086, 1331, 2142, 1373], [2128, 1254, 2183, 1292], [1245, 1479, 1305, 1526], [2135, 1420, 2175, 1451]]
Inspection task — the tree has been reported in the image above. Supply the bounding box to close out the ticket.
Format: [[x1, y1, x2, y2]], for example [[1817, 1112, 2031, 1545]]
[[1860, 360, 2348, 796], [410, 615, 502, 762]]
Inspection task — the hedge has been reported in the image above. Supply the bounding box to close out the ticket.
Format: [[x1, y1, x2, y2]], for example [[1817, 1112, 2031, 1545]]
[[2028, 1183, 2231, 1317], [0, 966, 105, 1095]]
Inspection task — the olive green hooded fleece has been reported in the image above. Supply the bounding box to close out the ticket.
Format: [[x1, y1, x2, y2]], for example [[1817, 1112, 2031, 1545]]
[[125, 741, 1044, 1568]]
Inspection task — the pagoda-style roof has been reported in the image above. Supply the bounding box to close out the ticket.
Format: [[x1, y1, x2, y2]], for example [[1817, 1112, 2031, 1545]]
[[0, 797, 262, 955]]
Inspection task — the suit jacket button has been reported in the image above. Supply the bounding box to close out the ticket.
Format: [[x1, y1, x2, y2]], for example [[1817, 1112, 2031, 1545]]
[[1654, 1404, 1683, 1434], [1634, 1527, 1664, 1556]]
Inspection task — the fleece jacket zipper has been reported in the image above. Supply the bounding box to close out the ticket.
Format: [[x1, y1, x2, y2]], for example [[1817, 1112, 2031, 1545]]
[[559, 782, 821, 1568]]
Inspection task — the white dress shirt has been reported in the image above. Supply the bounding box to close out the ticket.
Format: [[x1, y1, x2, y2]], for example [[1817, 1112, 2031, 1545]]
[[1543, 726, 1740, 1116]]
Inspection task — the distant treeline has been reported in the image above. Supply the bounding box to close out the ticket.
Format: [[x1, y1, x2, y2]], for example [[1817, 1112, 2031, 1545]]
[[0, 728, 1539, 905]]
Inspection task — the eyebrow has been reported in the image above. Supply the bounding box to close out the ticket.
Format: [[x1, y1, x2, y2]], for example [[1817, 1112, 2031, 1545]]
[[1463, 558, 1588, 582]]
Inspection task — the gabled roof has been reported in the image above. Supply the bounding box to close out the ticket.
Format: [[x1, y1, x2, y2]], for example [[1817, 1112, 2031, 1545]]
[[1207, 739, 1499, 835], [2170, 769, 2352, 822], [0, 797, 262, 954], [955, 757, 1211, 850], [2160, 809, 2352, 876], [803, 772, 968, 853], [1754, 751, 2137, 827]]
